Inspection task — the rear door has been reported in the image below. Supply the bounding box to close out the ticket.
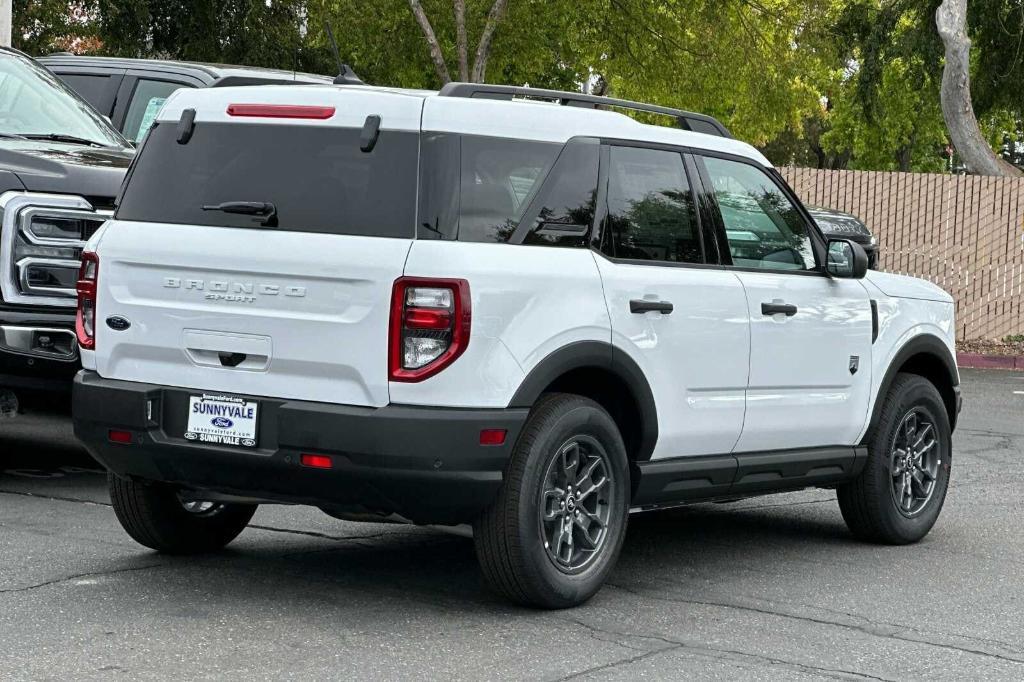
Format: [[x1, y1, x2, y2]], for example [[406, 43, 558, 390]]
[[593, 143, 750, 464], [92, 87, 423, 407], [696, 153, 873, 452]]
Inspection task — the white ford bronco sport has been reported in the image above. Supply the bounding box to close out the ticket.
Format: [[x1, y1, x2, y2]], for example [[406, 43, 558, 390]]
[[72, 82, 961, 608]]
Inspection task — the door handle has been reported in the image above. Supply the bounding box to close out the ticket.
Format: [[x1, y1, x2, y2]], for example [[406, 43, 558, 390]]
[[761, 301, 798, 317], [630, 299, 674, 315]]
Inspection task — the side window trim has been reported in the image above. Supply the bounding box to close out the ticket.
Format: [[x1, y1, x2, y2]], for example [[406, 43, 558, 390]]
[[590, 139, 711, 268], [694, 151, 828, 276], [683, 152, 722, 266], [508, 135, 601, 245]]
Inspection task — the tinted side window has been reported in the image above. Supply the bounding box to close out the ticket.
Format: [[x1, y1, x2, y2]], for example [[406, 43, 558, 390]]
[[703, 156, 816, 271], [417, 134, 560, 242], [117, 122, 418, 237], [123, 79, 187, 142], [55, 73, 116, 113], [600, 146, 702, 264], [521, 139, 599, 248], [458, 136, 559, 242]]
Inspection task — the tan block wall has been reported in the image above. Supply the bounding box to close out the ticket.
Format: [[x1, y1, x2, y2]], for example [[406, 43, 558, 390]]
[[781, 167, 1024, 341]]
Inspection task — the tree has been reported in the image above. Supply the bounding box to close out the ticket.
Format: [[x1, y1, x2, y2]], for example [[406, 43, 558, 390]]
[[13, 0, 98, 55], [936, 0, 1021, 175], [407, 0, 509, 83]]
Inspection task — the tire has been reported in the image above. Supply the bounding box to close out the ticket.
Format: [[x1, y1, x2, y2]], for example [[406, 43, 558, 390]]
[[473, 393, 630, 609], [837, 373, 952, 544], [108, 474, 257, 554]]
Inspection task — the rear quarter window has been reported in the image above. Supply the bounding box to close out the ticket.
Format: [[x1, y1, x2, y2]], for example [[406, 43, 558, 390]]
[[116, 121, 418, 238]]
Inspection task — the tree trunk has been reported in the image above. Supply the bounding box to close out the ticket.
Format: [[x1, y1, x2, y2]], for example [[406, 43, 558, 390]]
[[936, 0, 1021, 176], [470, 0, 510, 83], [454, 0, 469, 82], [409, 0, 451, 84]]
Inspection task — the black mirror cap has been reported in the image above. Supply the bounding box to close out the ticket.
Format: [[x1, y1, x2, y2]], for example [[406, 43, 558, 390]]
[[827, 238, 869, 279]]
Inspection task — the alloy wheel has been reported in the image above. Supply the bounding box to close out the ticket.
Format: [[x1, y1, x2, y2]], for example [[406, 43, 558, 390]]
[[889, 408, 941, 517], [538, 436, 615, 573]]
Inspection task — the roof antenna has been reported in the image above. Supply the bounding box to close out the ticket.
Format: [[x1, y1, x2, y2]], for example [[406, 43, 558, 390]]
[[324, 22, 365, 86]]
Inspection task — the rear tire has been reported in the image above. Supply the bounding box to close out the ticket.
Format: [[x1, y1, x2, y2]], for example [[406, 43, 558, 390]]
[[108, 474, 257, 554], [473, 393, 629, 609], [837, 373, 951, 544]]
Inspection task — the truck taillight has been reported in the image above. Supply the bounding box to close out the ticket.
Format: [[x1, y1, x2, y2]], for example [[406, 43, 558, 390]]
[[389, 277, 470, 382], [75, 251, 99, 350]]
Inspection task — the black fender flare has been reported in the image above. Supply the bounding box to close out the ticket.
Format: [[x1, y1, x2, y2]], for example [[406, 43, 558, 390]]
[[869, 333, 960, 436], [508, 340, 659, 461]]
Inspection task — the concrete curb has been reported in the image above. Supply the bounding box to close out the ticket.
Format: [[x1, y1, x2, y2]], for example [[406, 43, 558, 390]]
[[957, 353, 1024, 371]]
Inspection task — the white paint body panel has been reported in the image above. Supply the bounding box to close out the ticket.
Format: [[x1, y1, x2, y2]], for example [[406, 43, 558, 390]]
[[393, 241, 609, 408], [90, 221, 411, 407], [858, 277, 957, 442], [732, 273, 874, 452], [594, 257, 750, 459]]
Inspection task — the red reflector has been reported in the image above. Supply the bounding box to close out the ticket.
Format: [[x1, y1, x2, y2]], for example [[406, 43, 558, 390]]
[[108, 429, 133, 444], [300, 453, 333, 469], [226, 104, 336, 119], [479, 429, 507, 446], [404, 307, 452, 330]]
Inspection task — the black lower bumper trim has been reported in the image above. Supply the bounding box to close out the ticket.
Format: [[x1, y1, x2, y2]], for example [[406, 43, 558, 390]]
[[73, 371, 528, 525]]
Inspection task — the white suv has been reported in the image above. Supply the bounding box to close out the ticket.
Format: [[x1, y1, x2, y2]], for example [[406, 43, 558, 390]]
[[72, 83, 961, 608]]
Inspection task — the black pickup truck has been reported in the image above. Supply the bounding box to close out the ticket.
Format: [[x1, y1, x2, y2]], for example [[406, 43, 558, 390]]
[[0, 48, 133, 415]]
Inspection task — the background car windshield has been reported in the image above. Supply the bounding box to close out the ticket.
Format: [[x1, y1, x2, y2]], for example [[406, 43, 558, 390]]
[[0, 55, 126, 147]]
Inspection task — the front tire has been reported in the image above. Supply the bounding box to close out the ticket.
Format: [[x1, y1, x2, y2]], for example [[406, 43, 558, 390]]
[[838, 373, 952, 544], [109, 474, 257, 554], [473, 393, 630, 609]]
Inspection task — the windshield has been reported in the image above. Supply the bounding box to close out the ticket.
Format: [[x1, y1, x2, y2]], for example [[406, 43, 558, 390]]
[[0, 54, 128, 147]]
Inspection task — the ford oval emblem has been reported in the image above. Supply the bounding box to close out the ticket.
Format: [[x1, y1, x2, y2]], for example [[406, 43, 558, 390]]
[[106, 316, 131, 331], [211, 417, 233, 429]]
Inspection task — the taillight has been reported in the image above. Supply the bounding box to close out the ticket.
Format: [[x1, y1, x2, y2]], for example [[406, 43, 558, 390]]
[[75, 251, 99, 350], [389, 277, 470, 382]]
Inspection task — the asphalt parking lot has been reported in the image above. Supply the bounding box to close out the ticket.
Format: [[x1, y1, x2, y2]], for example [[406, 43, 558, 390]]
[[1, 368, 1022, 681]]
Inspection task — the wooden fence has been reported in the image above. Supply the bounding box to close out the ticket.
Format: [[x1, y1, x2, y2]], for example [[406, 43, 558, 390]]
[[781, 167, 1024, 341]]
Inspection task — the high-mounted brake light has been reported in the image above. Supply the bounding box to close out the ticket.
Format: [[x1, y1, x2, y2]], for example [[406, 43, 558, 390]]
[[389, 277, 471, 382], [226, 104, 336, 120], [75, 251, 99, 350]]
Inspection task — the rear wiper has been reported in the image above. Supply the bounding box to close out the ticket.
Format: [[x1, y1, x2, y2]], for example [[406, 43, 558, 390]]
[[0, 132, 27, 140], [21, 133, 109, 147], [202, 201, 278, 227]]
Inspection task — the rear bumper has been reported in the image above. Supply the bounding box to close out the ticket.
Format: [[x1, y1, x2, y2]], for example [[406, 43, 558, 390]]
[[73, 371, 528, 525]]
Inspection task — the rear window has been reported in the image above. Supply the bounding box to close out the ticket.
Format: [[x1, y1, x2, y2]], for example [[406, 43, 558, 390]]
[[116, 121, 418, 237]]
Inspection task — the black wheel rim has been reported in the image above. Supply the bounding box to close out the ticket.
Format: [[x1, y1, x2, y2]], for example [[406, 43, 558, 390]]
[[889, 408, 941, 517], [538, 436, 615, 574]]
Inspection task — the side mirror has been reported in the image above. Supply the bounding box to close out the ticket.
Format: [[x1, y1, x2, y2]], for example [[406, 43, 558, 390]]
[[826, 239, 868, 279]]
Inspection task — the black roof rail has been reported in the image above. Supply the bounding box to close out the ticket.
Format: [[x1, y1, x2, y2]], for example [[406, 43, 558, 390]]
[[437, 82, 732, 139]]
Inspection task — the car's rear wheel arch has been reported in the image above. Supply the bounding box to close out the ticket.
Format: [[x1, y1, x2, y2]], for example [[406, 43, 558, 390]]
[[509, 341, 658, 481], [871, 335, 959, 438]]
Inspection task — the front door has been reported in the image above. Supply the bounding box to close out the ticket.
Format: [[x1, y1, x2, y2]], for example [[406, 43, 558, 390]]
[[594, 144, 750, 460], [697, 154, 873, 453]]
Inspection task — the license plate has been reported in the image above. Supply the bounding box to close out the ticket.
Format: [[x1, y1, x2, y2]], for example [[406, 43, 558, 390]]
[[185, 394, 258, 448]]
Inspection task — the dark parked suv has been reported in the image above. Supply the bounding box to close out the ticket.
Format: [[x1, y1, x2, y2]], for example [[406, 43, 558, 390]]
[[808, 206, 879, 269], [39, 54, 332, 143]]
